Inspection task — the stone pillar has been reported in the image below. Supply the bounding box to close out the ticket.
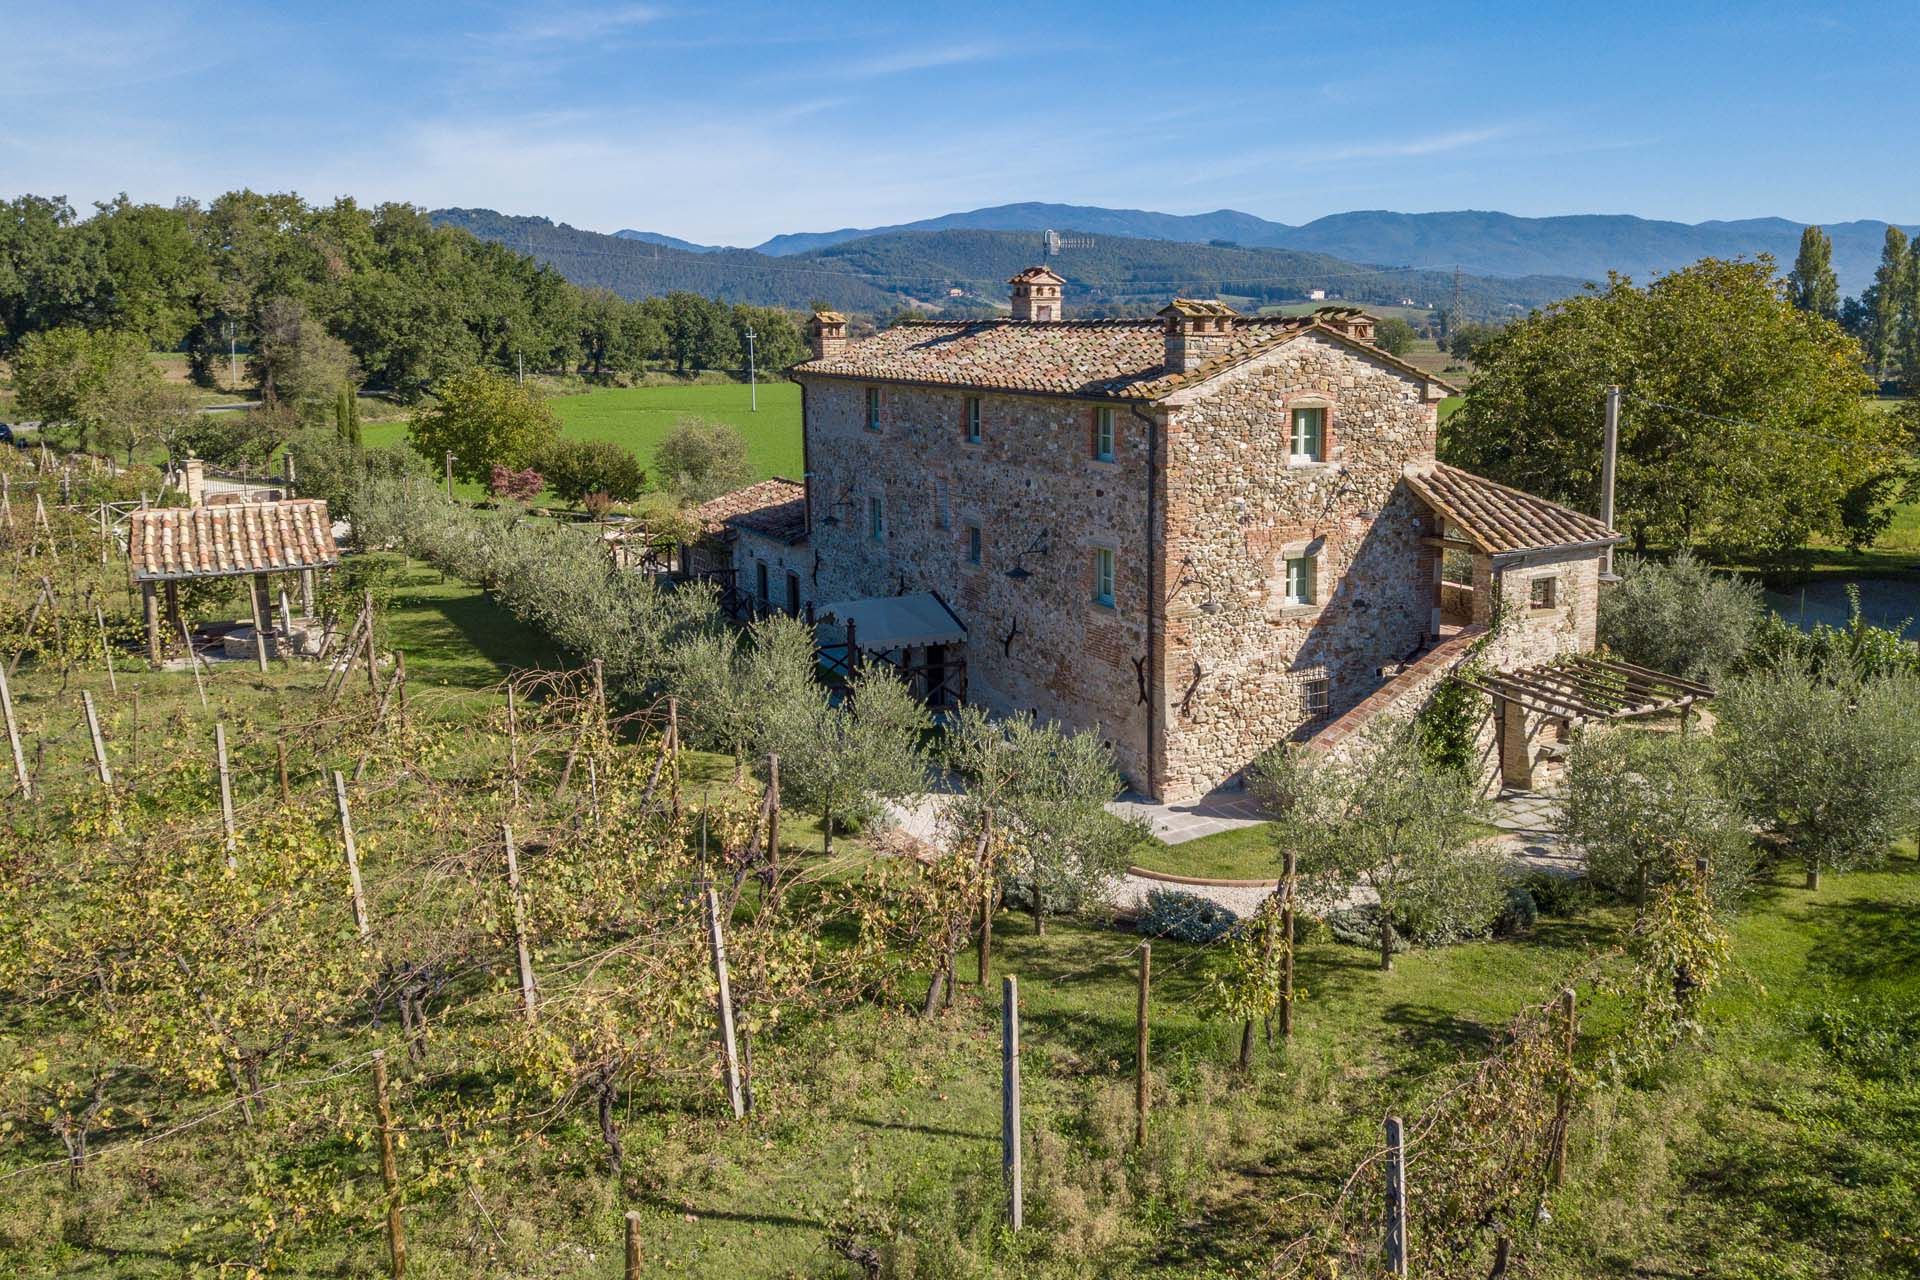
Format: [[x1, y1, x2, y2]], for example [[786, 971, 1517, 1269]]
[[183, 457, 206, 508]]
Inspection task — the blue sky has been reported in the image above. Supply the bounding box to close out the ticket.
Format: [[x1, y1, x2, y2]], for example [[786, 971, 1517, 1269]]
[[2, 1, 1915, 244]]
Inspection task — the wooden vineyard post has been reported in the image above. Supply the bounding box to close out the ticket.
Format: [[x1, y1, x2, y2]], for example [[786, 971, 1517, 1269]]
[[1003, 975, 1023, 1231], [354, 656, 408, 783], [506, 684, 523, 810], [1551, 986, 1577, 1187], [179, 614, 207, 710], [704, 884, 747, 1119], [1489, 1236, 1512, 1278], [624, 1210, 643, 1278], [0, 663, 30, 800], [503, 824, 538, 1023], [765, 752, 780, 881], [667, 696, 681, 821], [977, 816, 995, 986], [215, 723, 237, 866], [129, 689, 139, 775], [1280, 846, 1297, 1039], [246, 577, 270, 674], [363, 589, 379, 699], [93, 604, 116, 694], [1384, 1115, 1408, 1277], [333, 772, 371, 939], [371, 1050, 408, 1279], [1135, 943, 1150, 1150], [276, 721, 291, 803], [82, 691, 111, 788]]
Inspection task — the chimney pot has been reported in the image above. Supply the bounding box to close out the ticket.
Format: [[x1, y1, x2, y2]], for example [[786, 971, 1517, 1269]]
[[1157, 299, 1240, 374]]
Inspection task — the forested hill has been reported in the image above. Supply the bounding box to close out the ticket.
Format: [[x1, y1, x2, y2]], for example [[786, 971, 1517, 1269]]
[[746, 201, 1919, 295], [433, 210, 1586, 321], [431, 209, 902, 313]]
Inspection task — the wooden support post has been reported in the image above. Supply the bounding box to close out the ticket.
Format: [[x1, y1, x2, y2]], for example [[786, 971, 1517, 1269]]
[[247, 574, 270, 673], [1003, 975, 1023, 1231], [94, 604, 117, 694], [704, 884, 747, 1119], [180, 613, 207, 710], [300, 567, 314, 617], [0, 663, 29, 800], [82, 691, 111, 788], [371, 1049, 407, 1279], [1280, 846, 1297, 1039], [276, 724, 290, 803], [506, 684, 522, 809], [622, 1212, 645, 1280], [503, 824, 538, 1023], [354, 658, 408, 783], [142, 582, 160, 663], [1550, 987, 1576, 1187], [333, 771, 371, 939], [667, 696, 681, 821], [215, 723, 236, 865], [279, 589, 294, 654], [1488, 1235, 1511, 1279], [978, 817, 995, 986], [1135, 944, 1150, 1150], [1384, 1115, 1408, 1276], [765, 753, 780, 881], [363, 591, 379, 699]]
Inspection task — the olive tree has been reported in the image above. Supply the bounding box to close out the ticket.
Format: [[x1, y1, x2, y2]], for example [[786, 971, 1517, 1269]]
[[768, 663, 931, 852], [1562, 727, 1753, 907], [1254, 719, 1504, 970], [943, 706, 1145, 936], [1597, 552, 1764, 683], [1715, 665, 1920, 888]]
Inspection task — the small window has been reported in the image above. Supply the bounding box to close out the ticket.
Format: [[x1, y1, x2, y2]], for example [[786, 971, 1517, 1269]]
[[1093, 407, 1116, 462], [785, 571, 801, 617], [1290, 406, 1326, 462], [868, 496, 884, 542], [1283, 554, 1316, 607], [865, 386, 881, 432], [755, 561, 769, 605], [1303, 677, 1331, 723], [1441, 546, 1473, 586], [1092, 547, 1116, 607], [966, 524, 982, 565], [964, 396, 982, 443], [933, 477, 950, 529], [1529, 575, 1559, 610]]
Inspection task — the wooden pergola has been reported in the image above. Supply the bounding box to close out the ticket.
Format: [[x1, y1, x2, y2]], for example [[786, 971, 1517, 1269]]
[[127, 499, 340, 665], [1458, 655, 1714, 726]]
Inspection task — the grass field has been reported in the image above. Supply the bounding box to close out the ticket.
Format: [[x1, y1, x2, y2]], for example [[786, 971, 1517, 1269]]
[[361, 380, 802, 504]]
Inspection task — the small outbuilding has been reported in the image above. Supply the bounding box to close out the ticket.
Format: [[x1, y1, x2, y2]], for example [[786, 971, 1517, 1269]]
[[127, 498, 340, 662]]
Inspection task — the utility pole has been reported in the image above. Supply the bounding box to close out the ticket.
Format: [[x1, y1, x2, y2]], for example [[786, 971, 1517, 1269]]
[[517, 351, 525, 385], [224, 319, 239, 394], [745, 327, 757, 411], [1600, 385, 1621, 580], [444, 452, 455, 501]]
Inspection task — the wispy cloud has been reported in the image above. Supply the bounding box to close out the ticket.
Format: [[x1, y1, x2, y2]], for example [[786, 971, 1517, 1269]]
[[1310, 127, 1513, 163], [843, 42, 1003, 78], [484, 5, 662, 45]]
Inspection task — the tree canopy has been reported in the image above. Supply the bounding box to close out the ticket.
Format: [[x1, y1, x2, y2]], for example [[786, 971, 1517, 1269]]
[[408, 368, 559, 483], [1443, 257, 1908, 560]]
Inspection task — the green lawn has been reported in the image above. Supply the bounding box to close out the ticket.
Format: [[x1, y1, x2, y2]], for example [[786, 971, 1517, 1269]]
[[1134, 818, 1507, 882], [361, 380, 802, 503]]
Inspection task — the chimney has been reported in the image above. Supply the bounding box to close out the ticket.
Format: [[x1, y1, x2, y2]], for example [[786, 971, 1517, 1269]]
[[1158, 299, 1240, 374], [808, 310, 848, 361], [1315, 306, 1375, 344], [183, 456, 206, 508], [1008, 266, 1066, 321]]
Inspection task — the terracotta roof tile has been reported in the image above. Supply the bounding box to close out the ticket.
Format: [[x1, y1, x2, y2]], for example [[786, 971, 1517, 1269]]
[[687, 478, 807, 543], [129, 499, 340, 581], [791, 315, 1453, 401], [1009, 266, 1066, 285], [1404, 461, 1620, 555]]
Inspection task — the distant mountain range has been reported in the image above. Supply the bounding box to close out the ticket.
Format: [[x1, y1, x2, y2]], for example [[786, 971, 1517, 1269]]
[[615, 202, 1918, 297], [435, 207, 1582, 321]]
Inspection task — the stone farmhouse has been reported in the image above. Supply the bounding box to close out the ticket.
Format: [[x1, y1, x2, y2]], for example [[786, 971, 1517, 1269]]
[[680, 269, 1701, 803]]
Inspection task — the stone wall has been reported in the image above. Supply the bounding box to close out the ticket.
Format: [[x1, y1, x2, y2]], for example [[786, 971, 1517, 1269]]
[[1153, 332, 1443, 799], [731, 530, 811, 616], [800, 377, 1155, 782]]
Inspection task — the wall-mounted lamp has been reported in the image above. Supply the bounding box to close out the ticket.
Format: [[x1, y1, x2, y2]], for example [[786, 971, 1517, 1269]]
[[1003, 527, 1052, 582]]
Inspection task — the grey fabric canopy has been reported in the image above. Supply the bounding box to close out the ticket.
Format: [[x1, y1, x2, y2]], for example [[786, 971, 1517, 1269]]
[[815, 592, 967, 650]]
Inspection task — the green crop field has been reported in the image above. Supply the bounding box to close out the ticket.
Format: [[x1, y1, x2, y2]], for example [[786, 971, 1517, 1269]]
[[362, 381, 803, 500]]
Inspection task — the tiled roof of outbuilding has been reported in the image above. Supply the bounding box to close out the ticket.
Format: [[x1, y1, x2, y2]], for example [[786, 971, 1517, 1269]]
[[687, 478, 808, 543], [128, 499, 340, 581], [791, 315, 1454, 400], [1404, 461, 1620, 555]]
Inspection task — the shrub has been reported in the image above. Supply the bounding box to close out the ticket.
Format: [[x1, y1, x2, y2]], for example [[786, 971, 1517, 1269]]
[[1414, 672, 1488, 774], [1746, 586, 1920, 680], [1136, 888, 1239, 944], [488, 464, 544, 503], [654, 416, 751, 502], [1598, 551, 1764, 683], [1492, 884, 1538, 937], [1324, 905, 1408, 953], [1517, 870, 1597, 918]]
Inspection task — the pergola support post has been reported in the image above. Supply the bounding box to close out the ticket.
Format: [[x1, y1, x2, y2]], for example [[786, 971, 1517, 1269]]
[[142, 582, 161, 663]]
